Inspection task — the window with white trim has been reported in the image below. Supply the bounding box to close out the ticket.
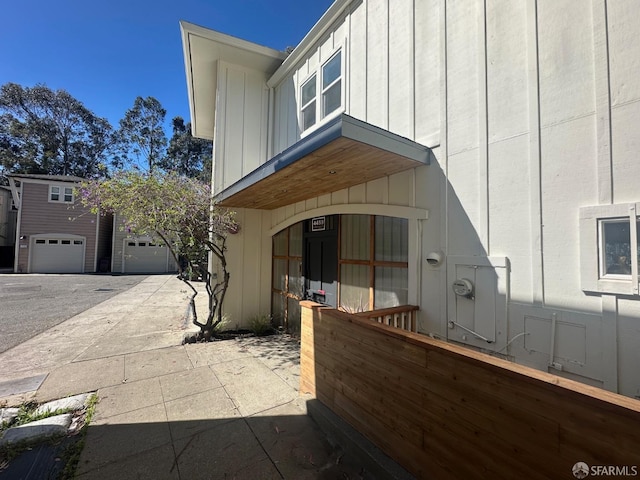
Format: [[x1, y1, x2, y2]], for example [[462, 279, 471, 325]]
[[299, 50, 342, 133], [580, 203, 640, 295], [49, 185, 74, 203]]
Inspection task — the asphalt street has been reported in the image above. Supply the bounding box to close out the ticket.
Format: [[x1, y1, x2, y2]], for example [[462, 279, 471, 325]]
[[0, 274, 148, 354]]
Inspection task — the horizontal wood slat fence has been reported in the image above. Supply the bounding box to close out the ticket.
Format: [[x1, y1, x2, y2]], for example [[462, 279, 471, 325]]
[[300, 301, 640, 480], [355, 305, 419, 332]]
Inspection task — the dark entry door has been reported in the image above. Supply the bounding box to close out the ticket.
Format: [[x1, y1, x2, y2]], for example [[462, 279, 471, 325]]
[[304, 219, 338, 307]]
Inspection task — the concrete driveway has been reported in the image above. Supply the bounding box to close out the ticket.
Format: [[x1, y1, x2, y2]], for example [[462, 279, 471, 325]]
[[0, 274, 147, 354]]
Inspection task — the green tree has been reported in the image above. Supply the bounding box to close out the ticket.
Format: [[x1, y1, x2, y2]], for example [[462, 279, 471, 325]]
[[161, 116, 212, 181], [0, 83, 114, 178], [80, 171, 237, 336], [115, 96, 167, 172]]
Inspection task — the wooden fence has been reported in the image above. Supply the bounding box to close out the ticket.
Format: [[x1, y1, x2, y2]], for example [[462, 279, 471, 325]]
[[300, 301, 640, 480]]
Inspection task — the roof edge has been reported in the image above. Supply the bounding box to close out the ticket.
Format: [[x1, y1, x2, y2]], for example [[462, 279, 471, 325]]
[[267, 0, 356, 88], [179, 21, 287, 61], [214, 113, 431, 206], [180, 21, 288, 140]]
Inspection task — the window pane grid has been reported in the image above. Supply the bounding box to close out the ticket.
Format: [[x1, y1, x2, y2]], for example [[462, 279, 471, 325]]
[[322, 52, 341, 88], [300, 50, 341, 131], [301, 75, 316, 107], [271, 222, 304, 332], [322, 81, 341, 117], [339, 214, 409, 312], [340, 214, 370, 260]]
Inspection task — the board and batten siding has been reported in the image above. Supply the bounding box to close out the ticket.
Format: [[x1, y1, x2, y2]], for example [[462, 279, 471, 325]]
[[212, 62, 271, 195], [16, 182, 98, 273], [215, 0, 640, 397], [272, 0, 441, 157], [439, 0, 640, 395]]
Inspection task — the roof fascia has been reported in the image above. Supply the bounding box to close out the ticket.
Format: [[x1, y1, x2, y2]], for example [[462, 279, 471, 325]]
[[7, 176, 80, 186], [180, 21, 287, 139], [8, 177, 20, 210], [267, 0, 356, 88]]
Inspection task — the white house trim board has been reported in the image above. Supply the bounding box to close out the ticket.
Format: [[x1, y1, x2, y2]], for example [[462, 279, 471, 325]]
[[268, 204, 428, 236], [267, 0, 355, 88], [180, 21, 286, 140]]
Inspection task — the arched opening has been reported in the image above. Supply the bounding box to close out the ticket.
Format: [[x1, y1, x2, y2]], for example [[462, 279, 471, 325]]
[[271, 214, 410, 333]]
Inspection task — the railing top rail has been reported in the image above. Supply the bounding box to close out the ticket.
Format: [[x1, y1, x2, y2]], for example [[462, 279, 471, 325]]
[[354, 305, 419, 318]]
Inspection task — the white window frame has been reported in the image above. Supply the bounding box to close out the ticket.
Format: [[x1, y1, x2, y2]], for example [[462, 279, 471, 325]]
[[49, 184, 74, 203], [580, 203, 640, 295], [320, 50, 342, 119], [300, 74, 317, 132], [299, 47, 344, 136]]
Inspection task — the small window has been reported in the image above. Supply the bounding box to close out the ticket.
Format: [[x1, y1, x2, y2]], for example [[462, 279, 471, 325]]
[[600, 219, 633, 277], [49, 185, 74, 202], [35, 239, 46, 244], [148, 242, 156, 247], [299, 48, 343, 133], [49, 239, 58, 245], [138, 242, 146, 247], [128, 242, 135, 247], [74, 240, 83, 245], [301, 74, 317, 131], [61, 240, 71, 245], [580, 203, 640, 295]]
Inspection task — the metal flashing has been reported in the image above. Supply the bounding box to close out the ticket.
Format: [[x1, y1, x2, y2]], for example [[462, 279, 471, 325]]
[[215, 114, 431, 210]]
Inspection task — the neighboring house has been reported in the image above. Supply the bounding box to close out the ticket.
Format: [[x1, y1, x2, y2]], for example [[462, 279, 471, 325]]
[[110, 213, 178, 274], [181, 1, 640, 398], [7, 174, 112, 274], [0, 185, 18, 269]]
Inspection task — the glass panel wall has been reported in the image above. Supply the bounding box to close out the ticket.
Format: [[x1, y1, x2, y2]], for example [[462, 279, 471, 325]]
[[340, 264, 370, 312], [338, 215, 409, 311], [375, 216, 408, 262], [271, 222, 303, 331], [375, 267, 408, 308], [341, 214, 370, 260]]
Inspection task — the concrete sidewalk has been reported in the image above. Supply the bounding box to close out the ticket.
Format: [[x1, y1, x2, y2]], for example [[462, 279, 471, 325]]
[[0, 275, 371, 479]]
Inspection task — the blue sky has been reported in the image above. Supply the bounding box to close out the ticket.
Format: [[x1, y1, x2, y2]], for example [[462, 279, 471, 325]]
[[0, 0, 334, 135]]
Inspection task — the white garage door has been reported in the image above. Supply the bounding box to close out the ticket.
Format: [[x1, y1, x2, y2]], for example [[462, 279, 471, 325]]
[[31, 237, 85, 273], [123, 239, 169, 273]]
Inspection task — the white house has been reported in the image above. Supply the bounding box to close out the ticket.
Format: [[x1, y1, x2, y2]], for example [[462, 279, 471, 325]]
[[181, 0, 640, 399]]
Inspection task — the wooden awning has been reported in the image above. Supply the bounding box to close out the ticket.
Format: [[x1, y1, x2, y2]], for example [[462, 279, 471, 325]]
[[216, 114, 431, 210]]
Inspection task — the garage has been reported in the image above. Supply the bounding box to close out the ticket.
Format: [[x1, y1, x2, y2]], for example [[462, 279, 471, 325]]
[[30, 235, 85, 273], [122, 238, 170, 273]]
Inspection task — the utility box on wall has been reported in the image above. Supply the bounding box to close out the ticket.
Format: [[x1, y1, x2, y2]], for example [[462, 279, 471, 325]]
[[446, 256, 510, 352]]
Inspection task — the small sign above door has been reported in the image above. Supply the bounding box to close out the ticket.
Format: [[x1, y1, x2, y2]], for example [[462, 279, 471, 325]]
[[311, 216, 326, 232]]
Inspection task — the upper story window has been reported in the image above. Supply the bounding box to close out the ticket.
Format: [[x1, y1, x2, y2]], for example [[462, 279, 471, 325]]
[[322, 52, 341, 117], [300, 50, 342, 133], [50, 185, 74, 203]]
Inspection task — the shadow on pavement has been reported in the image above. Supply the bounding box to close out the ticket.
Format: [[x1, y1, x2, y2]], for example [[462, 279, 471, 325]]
[[72, 414, 371, 480]]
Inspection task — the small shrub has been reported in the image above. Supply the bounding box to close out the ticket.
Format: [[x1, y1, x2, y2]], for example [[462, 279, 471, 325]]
[[249, 314, 273, 336], [211, 314, 230, 333]]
